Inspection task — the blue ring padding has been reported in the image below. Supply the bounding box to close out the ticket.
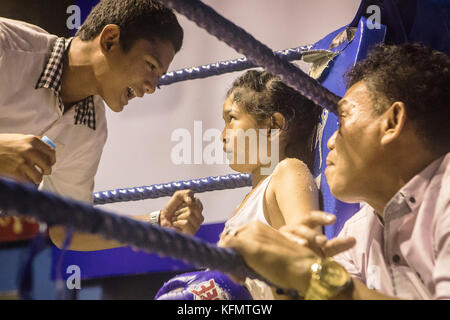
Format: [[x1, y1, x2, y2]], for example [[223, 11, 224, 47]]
[[51, 222, 224, 280], [312, 17, 387, 239]]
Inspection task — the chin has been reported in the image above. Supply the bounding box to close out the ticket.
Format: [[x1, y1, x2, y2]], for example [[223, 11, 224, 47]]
[[328, 182, 359, 203], [229, 163, 252, 174], [106, 101, 124, 113]]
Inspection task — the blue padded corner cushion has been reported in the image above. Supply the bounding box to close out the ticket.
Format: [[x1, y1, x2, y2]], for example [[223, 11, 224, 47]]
[[312, 17, 386, 239]]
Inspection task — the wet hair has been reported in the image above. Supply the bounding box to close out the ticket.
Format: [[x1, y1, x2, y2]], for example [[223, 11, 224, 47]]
[[226, 70, 322, 171], [76, 0, 183, 53], [346, 43, 450, 155]]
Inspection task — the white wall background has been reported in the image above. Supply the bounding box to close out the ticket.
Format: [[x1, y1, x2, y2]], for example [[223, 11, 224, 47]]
[[94, 0, 361, 223]]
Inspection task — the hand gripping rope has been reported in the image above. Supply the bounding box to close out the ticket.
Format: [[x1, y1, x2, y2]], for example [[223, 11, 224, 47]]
[[0, 177, 299, 298]]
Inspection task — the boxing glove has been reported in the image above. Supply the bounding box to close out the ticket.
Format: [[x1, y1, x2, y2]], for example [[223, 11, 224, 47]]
[[155, 270, 253, 300]]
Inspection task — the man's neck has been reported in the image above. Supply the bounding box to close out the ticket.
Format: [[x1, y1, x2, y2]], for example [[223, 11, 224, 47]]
[[60, 37, 99, 107], [365, 151, 441, 216]]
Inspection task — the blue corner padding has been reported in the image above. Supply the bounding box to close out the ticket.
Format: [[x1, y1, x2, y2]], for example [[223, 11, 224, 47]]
[[313, 17, 386, 239]]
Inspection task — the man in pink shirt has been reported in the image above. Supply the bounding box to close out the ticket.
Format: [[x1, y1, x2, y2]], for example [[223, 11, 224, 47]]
[[220, 43, 450, 300]]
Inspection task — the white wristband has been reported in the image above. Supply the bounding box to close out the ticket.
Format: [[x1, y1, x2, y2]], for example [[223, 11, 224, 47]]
[[149, 210, 161, 225]]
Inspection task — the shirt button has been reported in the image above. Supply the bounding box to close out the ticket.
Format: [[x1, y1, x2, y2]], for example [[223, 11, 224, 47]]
[[393, 254, 401, 264]]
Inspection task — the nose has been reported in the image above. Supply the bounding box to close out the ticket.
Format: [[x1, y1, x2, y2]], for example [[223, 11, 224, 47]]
[[221, 128, 228, 145], [144, 76, 158, 95], [327, 131, 337, 151], [144, 82, 156, 94]]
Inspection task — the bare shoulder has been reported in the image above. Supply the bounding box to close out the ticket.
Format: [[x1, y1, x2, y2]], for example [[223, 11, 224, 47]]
[[271, 158, 317, 192], [269, 158, 317, 193], [272, 158, 312, 179]]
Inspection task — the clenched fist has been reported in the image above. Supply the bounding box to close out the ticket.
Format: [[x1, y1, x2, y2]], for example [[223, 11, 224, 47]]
[[160, 190, 204, 235]]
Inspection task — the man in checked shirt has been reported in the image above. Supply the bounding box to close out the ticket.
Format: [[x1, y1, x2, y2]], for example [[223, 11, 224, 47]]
[[0, 0, 204, 250]]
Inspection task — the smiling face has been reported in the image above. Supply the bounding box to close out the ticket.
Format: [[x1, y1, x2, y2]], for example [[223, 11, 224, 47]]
[[98, 29, 175, 112], [325, 81, 384, 203]]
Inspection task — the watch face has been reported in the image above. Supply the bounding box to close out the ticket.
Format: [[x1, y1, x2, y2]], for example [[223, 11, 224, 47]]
[[321, 260, 351, 287]]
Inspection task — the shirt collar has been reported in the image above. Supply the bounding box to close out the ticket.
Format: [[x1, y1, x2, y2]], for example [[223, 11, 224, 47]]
[[35, 37, 96, 131], [400, 154, 446, 211], [382, 154, 447, 221]]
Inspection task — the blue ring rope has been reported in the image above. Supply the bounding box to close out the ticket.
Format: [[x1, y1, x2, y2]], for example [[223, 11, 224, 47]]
[[158, 44, 318, 86], [93, 173, 252, 205], [158, 0, 340, 114], [0, 177, 299, 297]]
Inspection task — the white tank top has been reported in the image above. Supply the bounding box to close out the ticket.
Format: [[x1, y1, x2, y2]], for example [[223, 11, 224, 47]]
[[222, 174, 275, 300], [222, 174, 272, 235]]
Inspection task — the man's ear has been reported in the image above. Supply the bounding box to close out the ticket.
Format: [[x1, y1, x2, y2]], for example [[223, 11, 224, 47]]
[[99, 24, 121, 53], [380, 101, 407, 146]]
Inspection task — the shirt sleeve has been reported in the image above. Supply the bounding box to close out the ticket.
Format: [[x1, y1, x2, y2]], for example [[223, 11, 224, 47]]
[[333, 221, 364, 282], [432, 188, 450, 300]]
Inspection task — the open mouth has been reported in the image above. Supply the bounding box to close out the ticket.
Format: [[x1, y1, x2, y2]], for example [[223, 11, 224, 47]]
[[126, 86, 137, 100]]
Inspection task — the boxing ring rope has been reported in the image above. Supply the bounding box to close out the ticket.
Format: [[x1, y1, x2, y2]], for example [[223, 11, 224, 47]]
[[0, 177, 299, 298], [158, 0, 341, 114], [157, 44, 318, 87], [93, 173, 252, 205]]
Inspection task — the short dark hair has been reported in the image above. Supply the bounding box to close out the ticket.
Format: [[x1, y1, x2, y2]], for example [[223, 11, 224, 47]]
[[227, 70, 322, 171], [76, 0, 183, 53], [346, 43, 450, 154]]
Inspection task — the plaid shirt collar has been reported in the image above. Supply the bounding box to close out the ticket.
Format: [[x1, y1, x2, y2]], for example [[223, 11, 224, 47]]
[[35, 37, 96, 130]]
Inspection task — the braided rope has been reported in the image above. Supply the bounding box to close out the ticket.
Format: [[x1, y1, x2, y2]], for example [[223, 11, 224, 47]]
[[158, 0, 340, 114], [93, 173, 252, 205], [158, 45, 319, 86], [0, 177, 299, 297]]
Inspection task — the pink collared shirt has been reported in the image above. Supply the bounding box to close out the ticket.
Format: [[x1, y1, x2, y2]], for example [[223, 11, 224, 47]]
[[334, 153, 450, 299]]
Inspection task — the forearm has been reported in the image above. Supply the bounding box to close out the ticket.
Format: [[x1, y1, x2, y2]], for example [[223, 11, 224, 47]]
[[49, 226, 126, 251], [48, 213, 152, 251]]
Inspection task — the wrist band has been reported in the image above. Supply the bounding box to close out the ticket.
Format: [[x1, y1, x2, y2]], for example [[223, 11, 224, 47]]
[[149, 210, 161, 225]]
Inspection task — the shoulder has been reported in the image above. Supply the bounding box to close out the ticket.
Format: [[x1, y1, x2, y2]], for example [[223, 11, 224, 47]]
[[338, 204, 374, 237], [271, 158, 315, 185], [267, 158, 318, 200], [0, 17, 54, 53], [431, 153, 450, 243], [273, 157, 310, 176]]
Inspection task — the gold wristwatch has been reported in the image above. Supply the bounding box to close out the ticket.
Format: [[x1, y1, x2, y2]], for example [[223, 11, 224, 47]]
[[305, 258, 352, 300]]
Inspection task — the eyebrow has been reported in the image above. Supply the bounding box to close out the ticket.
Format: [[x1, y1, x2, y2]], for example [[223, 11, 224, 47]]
[[336, 99, 350, 113], [222, 108, 231, 118]]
